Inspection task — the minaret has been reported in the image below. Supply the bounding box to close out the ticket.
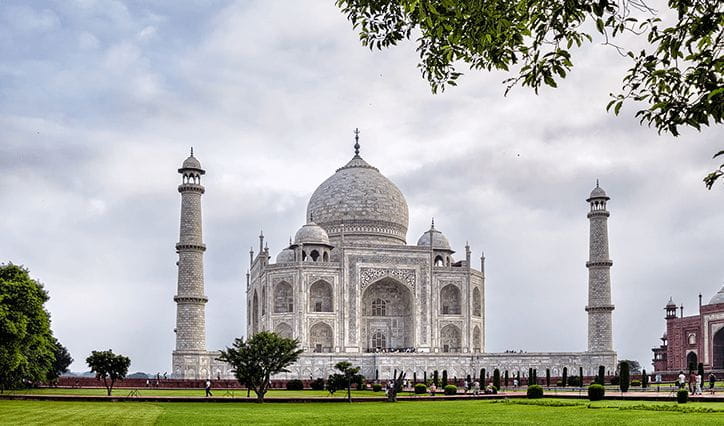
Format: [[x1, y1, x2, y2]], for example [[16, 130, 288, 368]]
[[585, 181, 615, 352], [173, 148, 208, 354]]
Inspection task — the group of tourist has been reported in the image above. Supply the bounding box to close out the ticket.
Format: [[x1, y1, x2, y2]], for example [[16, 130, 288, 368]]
[[368, 347, 417, 353], [677, 371, 717, 395], [461, 380, 497, 395]]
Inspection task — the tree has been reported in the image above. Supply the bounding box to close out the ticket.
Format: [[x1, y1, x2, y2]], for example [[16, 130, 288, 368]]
[[86, 350, 131, 396], [433, 370, 439, 387], [619, 359, 641, 374], [546, 369, 551, 388], [493, 368, 501, 390], [504, 370, 509, 387], [47, 338, 73, 384], [480, 368, 486, 383], [332, 361, 363, 402], [442, 370, 448, 387], [619, 360, 630, 392], [579, 367, 584, 385], [217, 331, 302, 402], [0, 264, 56, 391], [562, 367, 568, 387], [698, 362, 705, 388], [386, 369, 406, 402], [598, 365, 606, 385], [337, 0, 723, 187]]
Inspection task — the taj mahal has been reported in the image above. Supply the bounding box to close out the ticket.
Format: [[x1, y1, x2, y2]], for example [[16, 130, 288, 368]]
[[170, 132, 618, 380]]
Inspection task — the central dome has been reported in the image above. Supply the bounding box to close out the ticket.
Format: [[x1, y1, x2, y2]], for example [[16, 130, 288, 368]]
[[306, 154, 409, 245]]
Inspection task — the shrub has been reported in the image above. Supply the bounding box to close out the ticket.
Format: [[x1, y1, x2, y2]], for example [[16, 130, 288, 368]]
[[414, 383, 427, 394], [597, 366, 605, 385], [493, 369, 501, 390], [556, 381, 563, 387], [610, 376, 620, 385], [588, 384, 605, 401], [310, 378, 325, 391], [619, 361, 630, 392], [442, 370, 448, 387], [631, 379, 641, 387], [562, 367, 568, 387], [356, 381, 366, 390], [677, 389, 688, 404], [568, 376, 581, 387], [286, 379, 304, 390], [527, 385, 544, 399], [372, 383, 382, 392], [444, 385, 457, 395]]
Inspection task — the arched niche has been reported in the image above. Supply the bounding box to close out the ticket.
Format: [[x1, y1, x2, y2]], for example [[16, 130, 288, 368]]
[[273, 281, 293, 313], [440, 284, 461, 315], [309, 280, 333, 312]]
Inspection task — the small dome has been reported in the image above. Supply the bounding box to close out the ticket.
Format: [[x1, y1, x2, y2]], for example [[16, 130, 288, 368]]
[[276, 248, 295, 263], [708, 286, 724, 305], [294, 221, 331, 246], [182, 155, 202, 170], [666, 297, 676, 308], [587, 181, 609, 201], [417, 222, 452, 250]]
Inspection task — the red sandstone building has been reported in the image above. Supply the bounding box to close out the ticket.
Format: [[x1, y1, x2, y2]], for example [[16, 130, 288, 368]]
[[652, 287, 724, 373]]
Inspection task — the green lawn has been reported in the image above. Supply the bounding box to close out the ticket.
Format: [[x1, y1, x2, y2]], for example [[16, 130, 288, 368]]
[[0, 399, 723, 425]]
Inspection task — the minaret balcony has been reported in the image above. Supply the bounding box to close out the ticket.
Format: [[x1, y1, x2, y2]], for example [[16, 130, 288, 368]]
[[585, 304, 615, 312], [587, 210, 610, 218], [177, 183, 205, 193], [586, 260, 613, 267], [176, 242, 207, 251], [173, 295, 208, 303]]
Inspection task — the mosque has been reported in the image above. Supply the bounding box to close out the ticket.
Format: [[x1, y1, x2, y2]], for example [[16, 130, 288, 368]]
[[170, 133, 618, 380]]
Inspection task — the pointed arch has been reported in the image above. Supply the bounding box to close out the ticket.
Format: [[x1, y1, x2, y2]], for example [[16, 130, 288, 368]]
[[275, 322, 293, 339], [309, 280, 333, 312], [274, 281, 293, 313], [473, 325, 481, 352], [440, 284, 461, 314], [440, 324, 461, 353], [472, 287, 482, 317], [310, 322, 333, 353]]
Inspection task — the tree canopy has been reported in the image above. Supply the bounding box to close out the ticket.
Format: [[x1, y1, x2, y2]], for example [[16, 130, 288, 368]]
[[0, 263, 58, 391], [217, 331, 303, 402], [47, 337, 73, 383], [86, 350, 131, 396], [336, 0, 723, 187]]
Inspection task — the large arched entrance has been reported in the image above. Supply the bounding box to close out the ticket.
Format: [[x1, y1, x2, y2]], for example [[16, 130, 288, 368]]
[[714, 328, 724, 369], [362, 278, 413, 351]]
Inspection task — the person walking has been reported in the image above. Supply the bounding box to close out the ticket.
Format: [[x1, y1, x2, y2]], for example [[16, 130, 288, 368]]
[[695, 373, 702, 395], [689, 371, 697, 393], [678, 371, 686, 389], [429, 383, 436, 396], [709, 373, 716, 391], [205, 379, 213, 397]]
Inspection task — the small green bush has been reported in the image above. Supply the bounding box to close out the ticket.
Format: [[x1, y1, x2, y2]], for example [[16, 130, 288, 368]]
[[444, 385, 457, 395], [286, 379, 304, 390], [310, 378, 325, 391], [356, 381, 366, 390], [372, 383, 382, 392], [567, 376, 581, 387], [631, 379, 641, 387], [677, 389, 688, 404], [414, 383, 427, 394], [527, 384, 544, 399], [588, 384, 605, 401]]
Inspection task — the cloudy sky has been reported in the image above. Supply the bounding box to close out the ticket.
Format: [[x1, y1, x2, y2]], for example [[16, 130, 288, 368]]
[[1, 1, 722, 374]]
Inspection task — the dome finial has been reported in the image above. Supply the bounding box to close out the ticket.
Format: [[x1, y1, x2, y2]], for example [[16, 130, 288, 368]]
[[431, 217, 435, 229], [596, 178, 599, 187], [190, 146, 194, 157], [353, 128, 360, 156]]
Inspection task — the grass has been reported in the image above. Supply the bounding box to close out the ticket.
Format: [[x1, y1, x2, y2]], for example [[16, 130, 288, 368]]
[[1, 398, 723, 425]]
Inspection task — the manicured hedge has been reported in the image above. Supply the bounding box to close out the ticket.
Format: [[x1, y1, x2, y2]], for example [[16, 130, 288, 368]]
[[310, 378, 325, 391], [444, 385, 457, 395], [286, 379, 304, 390], [527, 385, 544, 399], [414, 383, 427, 394], [588, 384, 605, 401], [677, 389, 688, 404], [372, 384, 382, 392]]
